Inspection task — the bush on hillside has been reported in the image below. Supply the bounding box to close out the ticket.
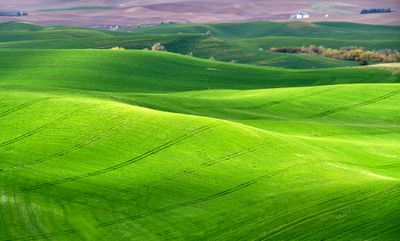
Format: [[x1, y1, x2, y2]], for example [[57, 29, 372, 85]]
[[110, 46, 125, 50], [151, 43, 166, 52]]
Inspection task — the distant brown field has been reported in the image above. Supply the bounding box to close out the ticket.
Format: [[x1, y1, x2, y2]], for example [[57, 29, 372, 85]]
[[0, 0, 399, 26]]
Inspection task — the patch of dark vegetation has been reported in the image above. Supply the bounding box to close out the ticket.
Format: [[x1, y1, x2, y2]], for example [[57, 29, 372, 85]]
[[270, 45, 400, 65], [360, 8, 393, 14], [0, 11, 28, 17]]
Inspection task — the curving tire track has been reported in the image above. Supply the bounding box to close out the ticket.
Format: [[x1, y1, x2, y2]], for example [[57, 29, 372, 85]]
[[4, 228, 80, 241], [375, 164, 400, 169], [0, 106, 89, 148], [235, 87, 334, 110], [9, 165, 396, 241], [24, 123, 219, 191], [0, 97, 53, 119], [7, 163, 302, 241], [363, 222, 400, 240], [94, 163, 306, 228], [310, 89, 400, 118], [0, 116, 141, 174], [312, 127, 400, 138], [112, 143, 273, 197], [255, 185, 400, 241]]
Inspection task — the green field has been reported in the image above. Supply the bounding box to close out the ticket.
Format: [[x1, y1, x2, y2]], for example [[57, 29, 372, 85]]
[[0, 45, 399, 240], [0, 21, 399, 68]]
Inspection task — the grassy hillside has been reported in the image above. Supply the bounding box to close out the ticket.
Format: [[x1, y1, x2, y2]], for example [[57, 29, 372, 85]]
[[0, 49, 397, 92], [0, 49, 399, 240], [0, 21, 398, 69], [131, 21, 400, 41]]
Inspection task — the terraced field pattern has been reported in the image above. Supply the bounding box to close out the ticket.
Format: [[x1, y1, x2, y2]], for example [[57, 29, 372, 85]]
[[0, 21, 400, 240]]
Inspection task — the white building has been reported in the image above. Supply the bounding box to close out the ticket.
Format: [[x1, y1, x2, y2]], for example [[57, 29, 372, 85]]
[[290, 11, 310, 20], [109, 25, 119, 31]]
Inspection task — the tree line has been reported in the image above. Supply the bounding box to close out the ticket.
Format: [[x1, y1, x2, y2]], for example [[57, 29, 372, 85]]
[[270, 45, 400, 65], [360, 8, 393, 14]]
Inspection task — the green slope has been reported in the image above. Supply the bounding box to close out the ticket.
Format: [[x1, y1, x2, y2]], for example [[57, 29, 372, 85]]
[[0, 21, 398, 69], [131, 21, 400, 41], [0, 49, 399, 240], [0, 49, 396, 92]]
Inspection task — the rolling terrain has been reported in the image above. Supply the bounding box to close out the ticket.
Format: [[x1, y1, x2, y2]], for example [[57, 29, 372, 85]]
[[0, 48, 400, 240], [0, 0, 399, 26], [0, 21, 399, 69]]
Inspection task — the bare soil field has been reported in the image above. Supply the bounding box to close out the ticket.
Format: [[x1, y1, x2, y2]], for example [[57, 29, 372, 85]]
[[0, 0, 399, 27]]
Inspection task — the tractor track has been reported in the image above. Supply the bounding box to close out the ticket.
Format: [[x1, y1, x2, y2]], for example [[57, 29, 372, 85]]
[[0, 116, 141, 174], [0, 97, 52, 118], [24, 123, 219, 191], [0, 106, 89, 148], [234, 87, 334, 110], [8, 166, 396, 241], [255, 185, 400, 240], [8, 163, 302, 240], [375, 164, 400, 169], [309, 89, 400, 118], [112, 143, 272, 197], [96, 164, 297, 228], [363, 222, 400, 240]]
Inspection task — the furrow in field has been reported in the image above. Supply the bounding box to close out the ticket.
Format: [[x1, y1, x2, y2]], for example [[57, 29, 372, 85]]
[[23, 123, 219, 191]]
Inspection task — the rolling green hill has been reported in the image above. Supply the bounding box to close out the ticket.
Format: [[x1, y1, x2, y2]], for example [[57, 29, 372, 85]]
[[0, 49, 399, 240], [131, 21, 400, 41], [0, 21, 398, 69], [0, 49, 397, 92]]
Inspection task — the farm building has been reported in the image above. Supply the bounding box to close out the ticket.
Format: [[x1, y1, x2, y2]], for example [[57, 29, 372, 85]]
[[290, 11, 310, 20]]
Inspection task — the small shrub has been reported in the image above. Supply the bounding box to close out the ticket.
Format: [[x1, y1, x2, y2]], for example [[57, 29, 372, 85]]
[[110, 46, 125, 50], [151, 43, 166, 52]]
